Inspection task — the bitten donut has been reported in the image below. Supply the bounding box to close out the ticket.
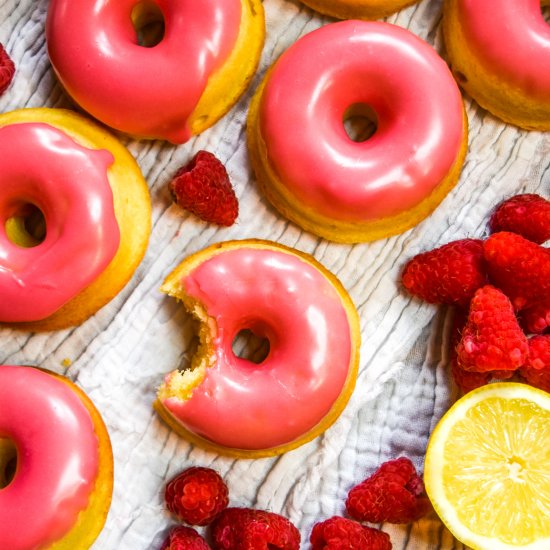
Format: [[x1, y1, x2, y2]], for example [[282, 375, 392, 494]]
[[0, 365, 113, 550], [46, 0, 265, 143], [0, 108, 151, 330], [155, 240, 361, 458], [443, 0, 550, 130], [297, 0, 420, 20], [248, 21, 468, 243]]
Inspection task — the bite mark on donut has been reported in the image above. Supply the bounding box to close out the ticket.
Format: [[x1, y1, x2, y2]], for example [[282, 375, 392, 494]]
[[157, 294, 216, 403]]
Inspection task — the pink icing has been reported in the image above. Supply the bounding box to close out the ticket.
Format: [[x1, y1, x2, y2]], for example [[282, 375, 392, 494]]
[[162, 246, 354, 450], [46, 0, 242, 143], [0, 122, 119, 323], [259, 20, 465, 222], [454, 0, 550, 98], [0, 365, 99, 550]]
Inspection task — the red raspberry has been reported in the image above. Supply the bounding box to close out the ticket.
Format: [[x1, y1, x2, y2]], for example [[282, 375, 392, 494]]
[[345, 457, 431, 524], [160, 526, 211, 550], [170, 151, 238, 226], [165, 467, 229, 526], [489, 194, 550, 244], [519, 335, 550, 391], [0, 44, 15, 96], [456, 285, 529, 373], [450, 309, 494, 392], [401, 239, 486, 306], [211, 508, 300, 550], [451, 359, 492, 393], [520, 299, 550, 334], [484, 232, 550, 311], [310, 517, 392, 550]]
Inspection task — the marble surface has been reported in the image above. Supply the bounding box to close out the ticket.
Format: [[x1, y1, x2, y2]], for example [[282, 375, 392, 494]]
[[0, 0, 548, 548]]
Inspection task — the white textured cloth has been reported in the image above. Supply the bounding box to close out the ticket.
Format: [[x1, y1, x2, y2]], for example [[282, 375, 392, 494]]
[[1, 1, 548, 549]]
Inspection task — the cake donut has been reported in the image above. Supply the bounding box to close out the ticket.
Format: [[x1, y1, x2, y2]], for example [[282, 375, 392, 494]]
[[46, 0, 265, 143], [155, 240, 361, 458], [443, 0, 550, 130], [248, 21, 468, 243], [0, 365, 113, 550], [0, 108, 151, 330], [297, 0, 420, 21]]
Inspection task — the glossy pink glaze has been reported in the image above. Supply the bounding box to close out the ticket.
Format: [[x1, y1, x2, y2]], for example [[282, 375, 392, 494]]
[[454, 0, 550, 98], [162, 246, 354, 450], [0, 365, 99, 550], [259, 21, 464, 222], [46, 0, 242, 143], [0, 122, 119, 322]]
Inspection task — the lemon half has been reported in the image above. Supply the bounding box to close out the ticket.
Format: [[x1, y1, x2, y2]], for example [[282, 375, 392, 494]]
[[425, 383, 550, 550]]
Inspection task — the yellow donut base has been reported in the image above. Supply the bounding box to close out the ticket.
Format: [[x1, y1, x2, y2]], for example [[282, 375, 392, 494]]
[[186, 0, 265, 137], [48, 369, 114, 550], [297, 0, 420, 20], [155, 239, 361, 458], [247, 72, 469, 244], [0, 367, 114, 550], [443, 0, 550, 131], [0, 108, 151, 331]]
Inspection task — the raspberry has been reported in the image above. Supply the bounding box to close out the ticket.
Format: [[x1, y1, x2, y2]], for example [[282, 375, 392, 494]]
[[170, 151, 238, 226], [450, 309, 494, 392], [345, 457, 431, 524], [456, 285, 529, 373], [165, 467, 229, 526], [519, 335, 550, 391], [160, 526, 211, 550], [211, 508, 300, 550], [489, 194, 550, 244], [525, 335, 550, 370], [520, 299, 550, 334], [401, 239, 486, 306], [0, 44, 15, 96], [484, 232, 550, 311], [451, 359, 491, 393], [310, 517, 392, 550]]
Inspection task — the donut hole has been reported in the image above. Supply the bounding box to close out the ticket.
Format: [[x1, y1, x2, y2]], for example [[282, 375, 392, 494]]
[[541, 2, 550, 24], [343, 103, 378, 142], [5, 203, 46, 248], [132, 1, 165, 47], [232, 329, 270, 364], [0, 438, 18, 489]]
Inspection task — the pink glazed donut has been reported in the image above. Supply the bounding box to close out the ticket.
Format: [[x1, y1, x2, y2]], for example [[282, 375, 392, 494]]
[[443, 0, 550, 130], [155, 240, 361, 457], [248, 20, 468, 243], [46, 0, 265, 143], [0, 108, 151, 330], [0, 365, 113, 550]]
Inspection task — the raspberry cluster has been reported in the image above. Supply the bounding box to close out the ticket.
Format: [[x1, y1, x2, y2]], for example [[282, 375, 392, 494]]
[[160, 466, 299, 549], [159, 458, 429, 549], [307, 457, 430, 549], [401, 193, 550, 393]]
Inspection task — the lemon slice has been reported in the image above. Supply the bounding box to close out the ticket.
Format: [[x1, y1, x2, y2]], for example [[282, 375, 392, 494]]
[[425, 383, 550, 550]]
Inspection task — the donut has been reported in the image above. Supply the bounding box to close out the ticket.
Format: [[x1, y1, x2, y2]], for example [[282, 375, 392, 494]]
[[443, 0, 550, 130], [0, 365, 113, 550], [46, 0, 265, 143], [0, 108, 151, 330], [297, 0, 420, 20], [155, 239, 361, 458], [248, 21, 468, 243]]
